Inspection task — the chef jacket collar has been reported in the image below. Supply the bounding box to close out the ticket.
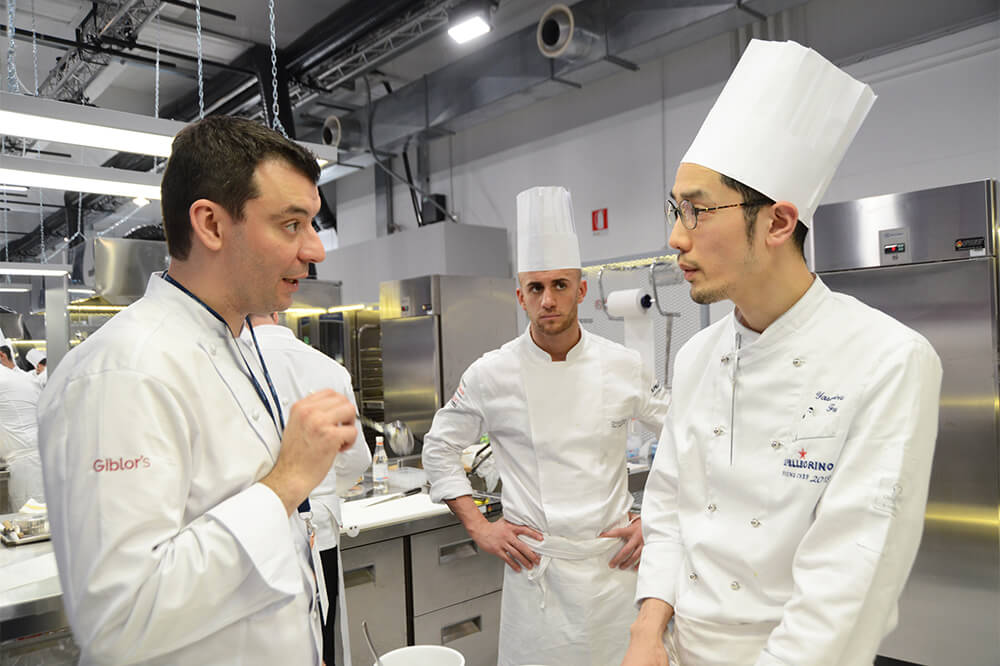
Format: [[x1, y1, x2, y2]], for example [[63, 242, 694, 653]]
[[730, 275, 828, 358], [520, 323, 589, 363], [238, 321, 296, 344], [146, 272, 238, 341]]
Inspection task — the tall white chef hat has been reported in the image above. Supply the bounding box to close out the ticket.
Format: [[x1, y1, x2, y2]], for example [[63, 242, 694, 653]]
[[516, 186, 581, 273], [681, 39, 876, 227], [25, 348, 45, 368]]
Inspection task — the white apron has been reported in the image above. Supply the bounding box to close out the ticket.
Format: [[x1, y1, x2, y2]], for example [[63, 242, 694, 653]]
[[666, 615, 777, 666], [496, 344, 638, 666], [6, 448, 44, 510]]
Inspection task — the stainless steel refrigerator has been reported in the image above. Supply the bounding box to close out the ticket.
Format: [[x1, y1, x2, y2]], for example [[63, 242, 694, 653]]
[[812, 179, 998, 666], [379, 275, 517, 451]]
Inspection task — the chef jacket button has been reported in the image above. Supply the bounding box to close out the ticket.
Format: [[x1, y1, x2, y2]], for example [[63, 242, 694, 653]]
[[770, 440, 782, 450], [731, 581, 741, 591], [792, 357, 804, 367], [750, 518, 761, 528], [707, 503, 717, 512], [721, 354, 731, 364], [251, 409, 260, 421], [713, 426, 725, 436], [689, 573, 698, 581]]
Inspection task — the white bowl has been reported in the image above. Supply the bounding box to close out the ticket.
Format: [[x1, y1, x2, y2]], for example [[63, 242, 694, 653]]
[[375, 645, 464, 666]]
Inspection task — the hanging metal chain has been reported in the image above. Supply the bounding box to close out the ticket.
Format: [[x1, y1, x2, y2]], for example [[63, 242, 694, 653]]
[[6, 0, 18, 93], [31, 0, 47, 261], [195, 0, 205, 119], [268, 0, 287, 136], [154, 5, 161, 119], [30, 0, 37, 94], [70, 191, 84, 242], [37, 186, 46, 261], [1, 187, 10, 280]]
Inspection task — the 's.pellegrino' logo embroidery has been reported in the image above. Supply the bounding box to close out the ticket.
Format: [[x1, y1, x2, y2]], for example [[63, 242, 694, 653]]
[[781, 447, 835, 484]]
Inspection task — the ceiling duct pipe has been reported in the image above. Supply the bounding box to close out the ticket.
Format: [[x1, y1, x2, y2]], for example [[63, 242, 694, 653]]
[[537, 3, 598, 62], [322, 114, 367, 153]]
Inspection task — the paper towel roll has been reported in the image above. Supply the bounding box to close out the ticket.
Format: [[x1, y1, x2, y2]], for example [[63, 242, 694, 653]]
[[606, 288, 651, 318], [606, 289, 656, 373]]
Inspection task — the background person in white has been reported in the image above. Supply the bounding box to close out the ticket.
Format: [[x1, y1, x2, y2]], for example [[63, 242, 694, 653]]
[[25, 348, 46, 387], [246, 311, 372, 665], [38, 116, 357, 665], [622, 40, 943, 666], [422, 186, 671, 666], [0, 340, 43, 509]]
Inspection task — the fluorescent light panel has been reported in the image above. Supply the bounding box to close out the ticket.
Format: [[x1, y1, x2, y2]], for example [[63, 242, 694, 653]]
[[0, 155, 161, 200], [0, 184, 28, 193], [0, 261, 71, 277], [0, 91, 186, 158], [0, 283, 31, 293], [448, 16, 491, 43]]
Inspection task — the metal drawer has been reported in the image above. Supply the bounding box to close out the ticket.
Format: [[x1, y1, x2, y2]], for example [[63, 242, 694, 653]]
[[334, 539, 407, 666], [412, 591, 501, 666], [411, 523, 504, 615]]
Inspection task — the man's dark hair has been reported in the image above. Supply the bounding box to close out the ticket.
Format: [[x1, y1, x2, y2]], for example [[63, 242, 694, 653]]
[[160, 116, 321, 260], [0, 345, 12, 362], [720, 174, 808, 257]]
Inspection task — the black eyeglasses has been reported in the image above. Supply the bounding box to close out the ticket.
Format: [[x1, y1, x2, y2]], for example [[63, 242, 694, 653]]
[[665, 198, 773, 231]]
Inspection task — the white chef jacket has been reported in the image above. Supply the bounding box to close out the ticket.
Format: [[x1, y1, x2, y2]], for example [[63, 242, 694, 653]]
[[0, 366, 43, 508], [38, 273, 323, 666], [246, 323, 371, 551], [636, 276, 943, 666], [0, 364, 41, 458], [423, 325, 670, 666]]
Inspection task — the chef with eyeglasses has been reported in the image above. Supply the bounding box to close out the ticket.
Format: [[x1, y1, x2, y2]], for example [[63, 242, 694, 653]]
[[622, 39, 943, 666]]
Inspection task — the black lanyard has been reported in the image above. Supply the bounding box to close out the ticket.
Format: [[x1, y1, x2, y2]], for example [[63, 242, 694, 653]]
[[163, 272, 310, 515]]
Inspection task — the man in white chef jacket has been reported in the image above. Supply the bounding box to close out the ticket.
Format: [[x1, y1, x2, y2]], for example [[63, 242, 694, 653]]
[[622, 40, 943, 666], [247, 312, 372, 665], [0, 342, 43, 509], [25, 348, 46, 388], [422, 186, 671, 666], [0, 342, 18, 371], [38, 116, 358, 665]]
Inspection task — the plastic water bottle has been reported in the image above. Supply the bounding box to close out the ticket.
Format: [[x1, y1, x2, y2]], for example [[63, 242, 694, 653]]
[[372, 436, 389, 495], [626, 420, 642, 464]]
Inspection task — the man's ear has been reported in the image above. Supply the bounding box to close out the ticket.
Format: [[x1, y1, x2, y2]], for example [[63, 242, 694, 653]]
[[515, 287, 527, 311], [765, 201, 799, 249], [188, 199, 228, 253], [577, 279, 588, 304]]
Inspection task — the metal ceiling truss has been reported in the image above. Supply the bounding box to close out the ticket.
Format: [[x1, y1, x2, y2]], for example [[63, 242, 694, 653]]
[[38, 0, 161, 103], [243, 0, 461, 124]]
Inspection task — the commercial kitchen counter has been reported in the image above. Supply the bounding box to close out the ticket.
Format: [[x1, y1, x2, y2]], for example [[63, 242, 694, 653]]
[[0, 464, 652, 665]]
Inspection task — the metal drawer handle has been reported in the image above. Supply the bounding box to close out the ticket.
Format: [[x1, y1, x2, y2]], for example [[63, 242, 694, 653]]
[[439, 539, 478, 565], [344, 564, 376, 589], [441, 615, 482, 645]]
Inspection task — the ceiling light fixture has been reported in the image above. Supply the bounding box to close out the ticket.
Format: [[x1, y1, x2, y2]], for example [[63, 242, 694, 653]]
[[0, 91, 185, 158], [448, 0, 496, 44], [1, 91, 341, 164], [0, 155, 162, 200], [0, 184, 29, 193], [0, 283, 32, 293], [0, 261, 71, 277]]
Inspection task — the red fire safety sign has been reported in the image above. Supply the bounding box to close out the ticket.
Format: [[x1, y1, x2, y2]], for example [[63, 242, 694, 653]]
[[592, 208, 608, 235]]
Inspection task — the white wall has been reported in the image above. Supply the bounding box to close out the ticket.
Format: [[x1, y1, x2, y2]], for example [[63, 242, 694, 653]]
[[332, 16, 1000, 292]]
